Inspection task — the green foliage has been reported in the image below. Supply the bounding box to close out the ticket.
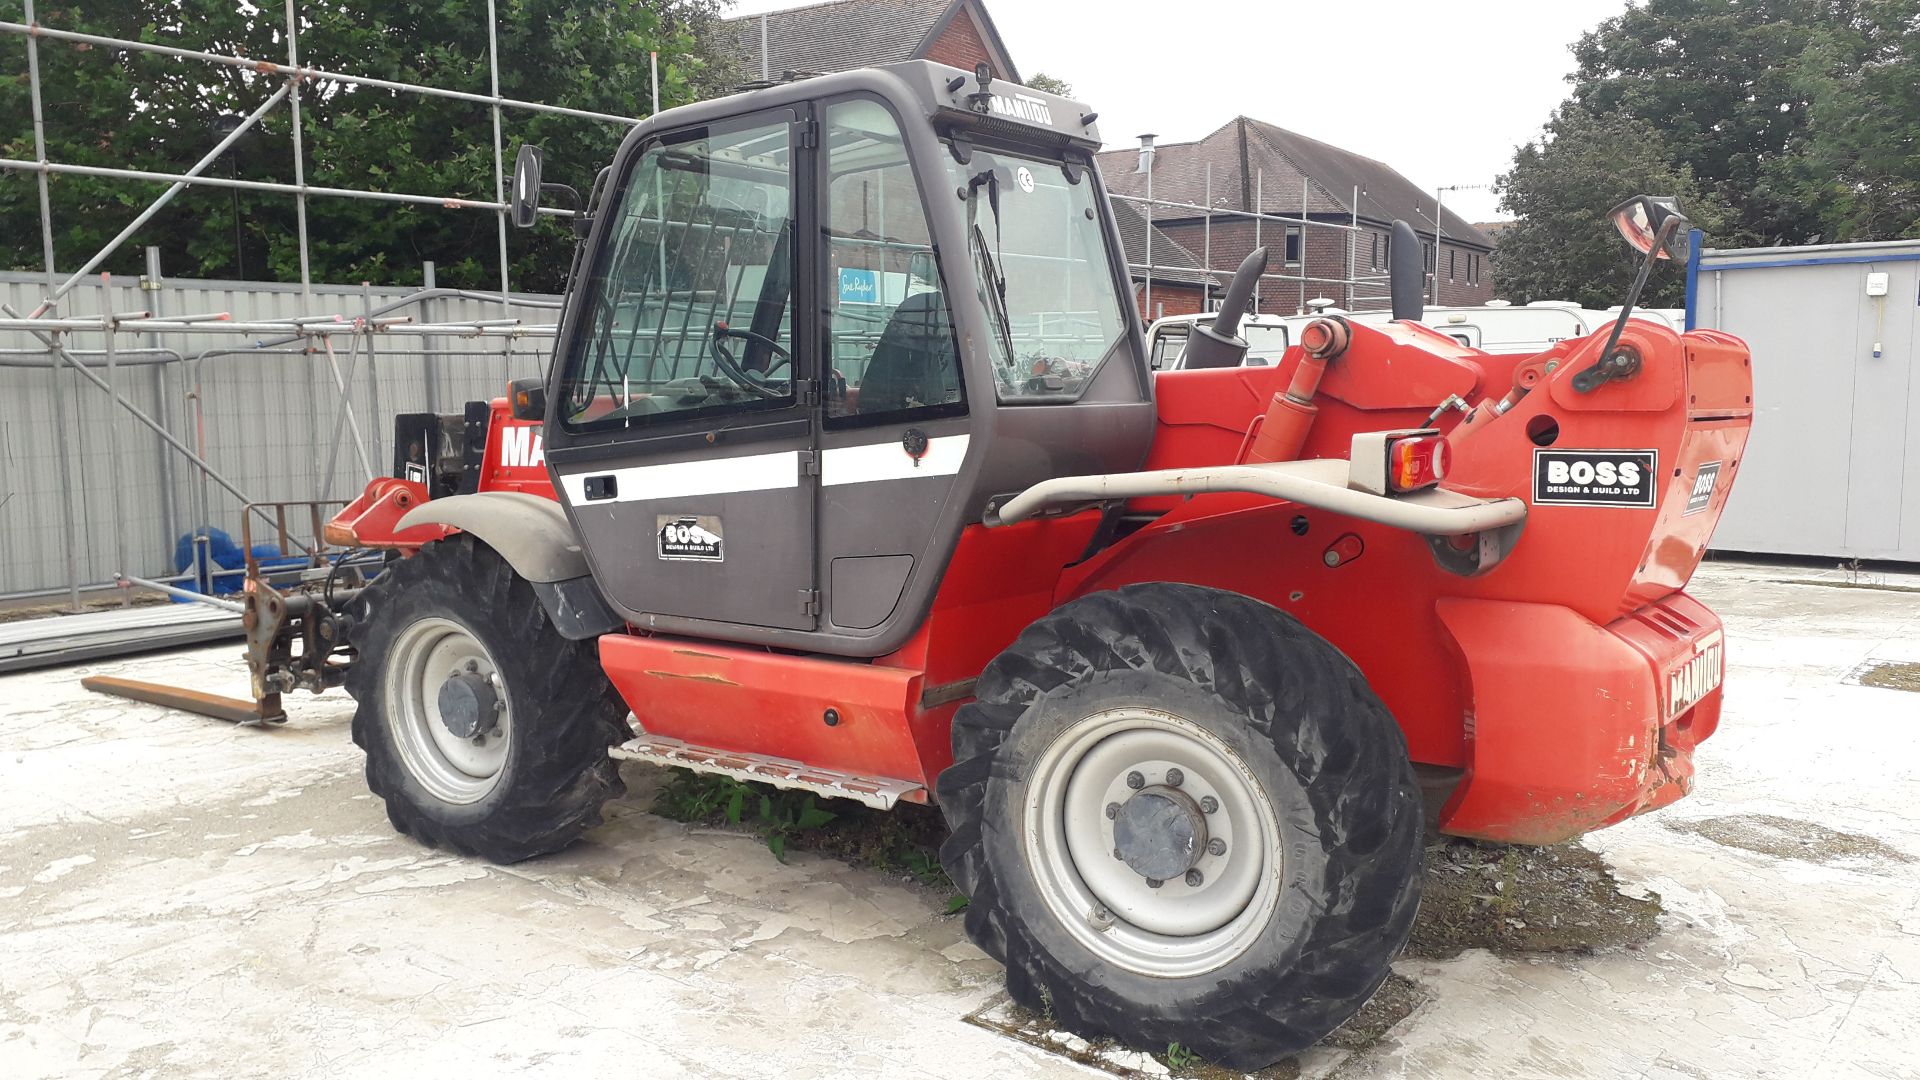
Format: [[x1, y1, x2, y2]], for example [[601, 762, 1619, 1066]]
[[1164, 1042, 1204, 1071], [1024, 71, 1072, 96], [1500, 0, 1920, 300], [1762, 5, 1920, 242], [0, 0, 740, 290], [651, 768, 955, 890], [1548, 0, 1920, 247], [1495, 107, 1734, 308], [653, 769, 835, 861]]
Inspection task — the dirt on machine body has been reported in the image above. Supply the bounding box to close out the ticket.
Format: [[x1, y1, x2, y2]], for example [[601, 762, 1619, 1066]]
[[112, 61, 1752, 1069]]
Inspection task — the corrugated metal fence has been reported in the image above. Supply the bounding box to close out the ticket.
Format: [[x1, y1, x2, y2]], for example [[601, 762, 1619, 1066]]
[[0, 268, 562, 597]]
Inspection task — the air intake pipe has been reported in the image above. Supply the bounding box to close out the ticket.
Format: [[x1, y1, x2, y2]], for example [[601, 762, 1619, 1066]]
[[1183, 247, 1268, 370], [1389, 219, 1424, 322]]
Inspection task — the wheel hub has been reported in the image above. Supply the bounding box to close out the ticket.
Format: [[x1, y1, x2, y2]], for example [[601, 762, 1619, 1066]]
[[1111, 785, 1208, 882], [436, 671, 500, 740], [1023, 707, 1286, 978]]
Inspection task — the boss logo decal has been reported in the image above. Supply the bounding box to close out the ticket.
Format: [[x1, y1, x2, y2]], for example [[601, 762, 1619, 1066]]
[[1533, 449, 1657, 508], [1684, 461, 1721, 516], [657, 514, 723, 561]]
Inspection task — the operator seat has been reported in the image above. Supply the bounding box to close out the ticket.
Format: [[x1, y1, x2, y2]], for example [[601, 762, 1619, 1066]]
[[858, 292, 958, 414]]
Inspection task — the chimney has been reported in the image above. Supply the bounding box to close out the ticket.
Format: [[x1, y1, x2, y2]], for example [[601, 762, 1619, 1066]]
[[1136, 133, 1157, 174]]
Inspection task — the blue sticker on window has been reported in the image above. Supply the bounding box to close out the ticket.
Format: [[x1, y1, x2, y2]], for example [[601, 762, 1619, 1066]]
[[838, 267, 878, 304]]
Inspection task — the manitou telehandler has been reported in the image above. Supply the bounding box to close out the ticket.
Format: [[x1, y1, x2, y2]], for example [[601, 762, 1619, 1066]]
[[175, 62, 1747, 1066]]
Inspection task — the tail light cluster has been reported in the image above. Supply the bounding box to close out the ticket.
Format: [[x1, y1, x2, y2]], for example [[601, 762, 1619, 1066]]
[[1388, 434, 1450, 492]]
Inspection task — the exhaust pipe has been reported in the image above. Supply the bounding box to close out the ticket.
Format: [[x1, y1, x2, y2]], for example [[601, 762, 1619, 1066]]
[[1184, 247, 1268, 370], [1389, 219, 1424, 322]]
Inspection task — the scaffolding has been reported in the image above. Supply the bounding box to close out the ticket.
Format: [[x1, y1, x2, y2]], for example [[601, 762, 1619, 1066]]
[[1114, 184, 1395, 320], [0, 6, 1411, 614], [0, 4, 640, 611]]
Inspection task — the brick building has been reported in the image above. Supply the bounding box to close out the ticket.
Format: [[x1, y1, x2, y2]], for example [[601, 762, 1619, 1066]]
[[728, 0, 1019, 84], [727, 0, 1211, 320], [1098, 118, 1497, 314], [1111, 200, 1220, 320]]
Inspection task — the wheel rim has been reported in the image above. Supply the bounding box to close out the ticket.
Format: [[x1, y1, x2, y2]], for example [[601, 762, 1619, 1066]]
[[1022, 707, 1284, 978], [384, 616, 511, 805]]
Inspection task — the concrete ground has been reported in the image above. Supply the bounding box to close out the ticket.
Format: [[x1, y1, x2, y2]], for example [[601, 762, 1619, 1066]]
[[2, 559, 1917, 1079]]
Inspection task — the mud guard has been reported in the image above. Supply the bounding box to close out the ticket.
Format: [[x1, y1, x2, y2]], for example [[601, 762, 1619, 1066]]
[[396, 493, 622, 640]]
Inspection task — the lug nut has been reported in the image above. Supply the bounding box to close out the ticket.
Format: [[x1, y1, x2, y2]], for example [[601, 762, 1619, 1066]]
[[1105, 802, 1120, 820], [465, 659, 480, 673], [1207, 838, 1226, 856], [1146, 878, 1163, 889], [1165, 768, 1184, 787], [1200, 796, 1219, 814], [1126, 771, 1145, 790], [1185, 869, 1204, 887]]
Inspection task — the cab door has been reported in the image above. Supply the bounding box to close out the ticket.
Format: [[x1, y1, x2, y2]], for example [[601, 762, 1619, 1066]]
[[545, 108, 820, 630], [813, 97, 974, 639]]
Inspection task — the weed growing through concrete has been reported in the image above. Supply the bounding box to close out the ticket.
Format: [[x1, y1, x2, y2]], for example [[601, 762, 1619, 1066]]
[[651, 768, 961, 898]]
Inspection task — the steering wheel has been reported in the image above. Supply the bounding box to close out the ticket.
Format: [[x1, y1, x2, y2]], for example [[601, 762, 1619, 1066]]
[[710, 321, 792, 399]]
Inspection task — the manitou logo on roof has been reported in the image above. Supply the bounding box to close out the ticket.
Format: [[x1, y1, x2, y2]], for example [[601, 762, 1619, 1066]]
[[499, 425, 545, 469], [989, 93, 1053, 126]]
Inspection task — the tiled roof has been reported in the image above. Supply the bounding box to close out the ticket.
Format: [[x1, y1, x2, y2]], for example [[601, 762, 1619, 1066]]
[[1110, 199, 1220, 289], [727, 0, 957, 77], [1099, 117, 1495, 250]]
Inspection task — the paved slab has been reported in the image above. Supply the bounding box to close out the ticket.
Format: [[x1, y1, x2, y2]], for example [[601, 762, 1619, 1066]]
[[2, 561, 1917, 1079]]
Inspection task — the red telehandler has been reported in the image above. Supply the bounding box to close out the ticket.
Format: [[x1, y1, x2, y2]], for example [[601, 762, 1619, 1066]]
[[127, 63, 1753, 1067]]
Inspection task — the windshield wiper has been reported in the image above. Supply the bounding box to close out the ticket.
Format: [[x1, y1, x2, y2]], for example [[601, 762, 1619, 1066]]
[[971, 223, 1016, 367], [965, 168, 1016, 369]]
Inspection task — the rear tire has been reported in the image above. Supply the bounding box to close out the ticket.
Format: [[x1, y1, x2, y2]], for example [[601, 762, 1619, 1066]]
[[937, 583, 1422, 1070], [346, 533, 630, 864]]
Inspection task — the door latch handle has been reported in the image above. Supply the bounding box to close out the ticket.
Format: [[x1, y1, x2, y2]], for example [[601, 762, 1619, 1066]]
[[583, 475, 618, 501]]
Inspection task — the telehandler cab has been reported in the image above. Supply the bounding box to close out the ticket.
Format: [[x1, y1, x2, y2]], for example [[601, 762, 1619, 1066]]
[[241, 64, 1744, 1066]]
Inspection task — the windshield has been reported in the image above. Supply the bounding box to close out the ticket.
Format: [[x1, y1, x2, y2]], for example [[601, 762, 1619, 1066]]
[[947, 147, 1128, 401]]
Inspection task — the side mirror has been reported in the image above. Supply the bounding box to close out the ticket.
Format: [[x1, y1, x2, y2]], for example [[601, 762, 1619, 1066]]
[[510, 144, 544, 229], [1609, 195, 1690, 260], [509, 376, 547, 421]]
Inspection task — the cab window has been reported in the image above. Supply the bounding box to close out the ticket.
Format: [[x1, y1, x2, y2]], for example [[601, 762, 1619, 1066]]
[[822, 99, 964, 427], [557, 113, 797, 430], [947, 147, 1129, 402]]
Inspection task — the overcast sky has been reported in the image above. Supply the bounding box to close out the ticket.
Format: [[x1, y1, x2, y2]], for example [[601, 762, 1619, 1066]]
[[724, 0, 1634, 222]]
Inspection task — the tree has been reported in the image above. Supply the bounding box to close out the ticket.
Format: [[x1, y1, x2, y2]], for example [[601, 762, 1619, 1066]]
[[1562, 0, 1920, 247], [1025, 72, 1072, 96], [0, 1, 740, 292], [1495, 107, 1733, 308], [1762, 4, 1920, 241]]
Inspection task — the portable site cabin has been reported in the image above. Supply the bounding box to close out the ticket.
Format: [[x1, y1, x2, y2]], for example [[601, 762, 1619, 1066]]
[[1689, 237, 1920, 563]]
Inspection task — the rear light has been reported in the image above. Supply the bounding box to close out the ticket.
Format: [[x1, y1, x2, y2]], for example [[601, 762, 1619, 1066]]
[[1388, 435, 1449, 491]]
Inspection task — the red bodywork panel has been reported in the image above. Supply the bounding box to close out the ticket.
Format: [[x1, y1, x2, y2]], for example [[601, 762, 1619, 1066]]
[[476, 403, 558, 498], [329, 401, 554, 554], [337, 319, 1752, 844]]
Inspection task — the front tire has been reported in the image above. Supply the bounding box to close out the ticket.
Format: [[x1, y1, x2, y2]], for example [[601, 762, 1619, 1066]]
[[937, 583, 1422, 1069], [346, 534, 630, 864]]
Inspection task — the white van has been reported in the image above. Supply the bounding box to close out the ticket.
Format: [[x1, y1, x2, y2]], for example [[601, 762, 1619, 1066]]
[[1149, 302, 1682, 368], [1347, 302, 1684, 354], [1145, 312, 1319, 371]]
